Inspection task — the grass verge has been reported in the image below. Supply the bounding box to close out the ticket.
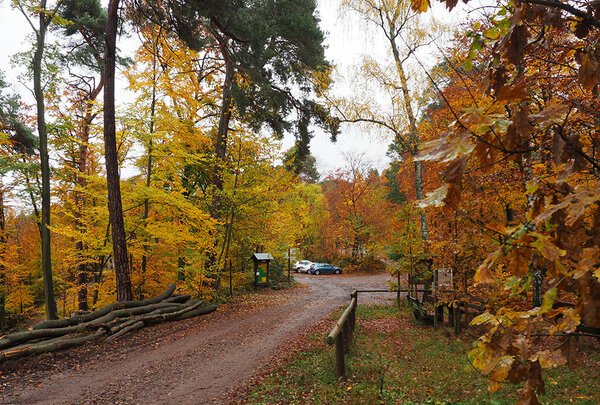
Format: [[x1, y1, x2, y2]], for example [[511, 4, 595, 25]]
[[241, 303, 600, 404]]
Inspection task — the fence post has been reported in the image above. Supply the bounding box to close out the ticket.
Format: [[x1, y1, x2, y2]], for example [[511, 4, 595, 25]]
[[397, 271, 401, 307], [343, 319, 350, 354], [436, 304, 444, 324], [336, 332, 345, 377], [229, 259, 233, 297], [350, 291, 357, 334], [453, 303, 461, 335]]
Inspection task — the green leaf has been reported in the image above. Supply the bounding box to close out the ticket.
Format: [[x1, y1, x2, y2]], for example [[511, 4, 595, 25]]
[[471, 312, 496, 326], [540, 287, 557, 314]]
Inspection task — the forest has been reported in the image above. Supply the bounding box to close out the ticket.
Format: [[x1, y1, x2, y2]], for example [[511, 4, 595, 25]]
[[0, 0, 599, 403]]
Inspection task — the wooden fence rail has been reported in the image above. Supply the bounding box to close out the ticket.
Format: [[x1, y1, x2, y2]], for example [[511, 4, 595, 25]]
[[325, 288, 488, 378], [326, 290, 357, 377]]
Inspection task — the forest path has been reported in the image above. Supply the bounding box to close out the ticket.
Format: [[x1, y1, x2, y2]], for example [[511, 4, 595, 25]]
[[0, 273, 393, 404]]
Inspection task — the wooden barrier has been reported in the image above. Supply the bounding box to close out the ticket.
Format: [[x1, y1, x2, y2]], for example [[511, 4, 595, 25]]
[[325, 287, 487, 378], [326, 290, 357, 377]]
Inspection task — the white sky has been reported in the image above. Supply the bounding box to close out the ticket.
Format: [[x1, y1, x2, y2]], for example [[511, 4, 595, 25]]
[[0, 0, 468, 178]]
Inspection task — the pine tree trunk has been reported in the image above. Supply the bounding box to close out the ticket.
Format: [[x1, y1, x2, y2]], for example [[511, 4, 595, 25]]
[[104, 0, 132, 302], [210, 36, 234, 220], [34, 1, 57, 319]]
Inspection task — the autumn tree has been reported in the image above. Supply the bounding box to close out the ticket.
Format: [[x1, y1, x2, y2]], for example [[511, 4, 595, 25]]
[[54, 0, 107, 310], [12, 0, 65, 319], [322, 154, 392, 266], [103, 0, 132, 301], [412, 0, 600, 402], [0, 71, 38, 330], [334, 0, 441, 240], [134, 0, 339, 221]]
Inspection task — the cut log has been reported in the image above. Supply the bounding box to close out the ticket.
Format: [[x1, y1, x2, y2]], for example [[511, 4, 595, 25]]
[[32, 284, 176, 330], [84, 302, 184, 328], [173, 304, 217, 321], [0, 302, 183, 350], [0, 288, 217, 362], [0, 323, 93, 350], [107, 321, 144, 341], [164, 294, 192, 304], [126, 303, 216, 327], [0, 329, 106, 362]]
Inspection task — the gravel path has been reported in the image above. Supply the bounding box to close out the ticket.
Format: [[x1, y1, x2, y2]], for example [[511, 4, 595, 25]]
[[0, 273, 394, 404]]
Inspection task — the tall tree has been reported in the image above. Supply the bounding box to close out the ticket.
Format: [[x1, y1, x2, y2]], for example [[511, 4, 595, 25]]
[[135, 0, 339, 218], [413, 0, 600, 402], [336, 0, 436, 240], [13, 0, 62, 319], [59, 0, 107, 310], [103, 0, 132, 301]]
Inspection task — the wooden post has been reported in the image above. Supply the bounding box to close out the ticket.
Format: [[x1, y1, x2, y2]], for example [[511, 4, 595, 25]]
[[436, 304, 444, 324], [336, 332, 345, 377], [287, 248, 291, 281], [448, 303, 454, 326], [229, 259, 233, 297], [343, 320, 350, 354], [351, 291, 357, 333], [396, 270, 401, 307], [433, 268, 438, 329], [453, 303, 461, 335]]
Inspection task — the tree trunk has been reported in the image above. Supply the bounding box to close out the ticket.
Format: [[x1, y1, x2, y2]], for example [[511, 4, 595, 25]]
[[140, 52, 157, 291], [390, 38, 429, 241], [75, 79, 103, 312], [0, 184, 6, 331], [210, 37, 234, 220], [33, 1, 58, 320], [103, 0, 132, 301]]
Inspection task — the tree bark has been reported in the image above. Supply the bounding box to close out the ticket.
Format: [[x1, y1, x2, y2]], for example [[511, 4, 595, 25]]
[[210, 33, 234, 220], [140, 49, 157, 294], [33, 0, 58, 320], [103, 0, 132, 302], [0, 184, 6, 331], [390, 32, 429, 241], [75, 78, 104, 312]]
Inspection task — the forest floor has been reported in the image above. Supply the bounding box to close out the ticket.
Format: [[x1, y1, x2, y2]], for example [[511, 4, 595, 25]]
[[0, 272, 394, 404]]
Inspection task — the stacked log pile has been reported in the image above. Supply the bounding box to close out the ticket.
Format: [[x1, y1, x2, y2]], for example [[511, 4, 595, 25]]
[[0, 285, 216, 362]]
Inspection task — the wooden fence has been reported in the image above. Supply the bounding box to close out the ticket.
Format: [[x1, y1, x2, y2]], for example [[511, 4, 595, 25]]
[[326, 290, 357, 378], [325, 288, 486, 378]]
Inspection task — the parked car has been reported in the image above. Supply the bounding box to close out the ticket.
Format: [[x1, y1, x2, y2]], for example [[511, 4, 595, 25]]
[[308, 263, 342, 275], [294, 260, 313, 273]]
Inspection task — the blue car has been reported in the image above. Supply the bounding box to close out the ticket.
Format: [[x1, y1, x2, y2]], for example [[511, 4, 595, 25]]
[[308, 263, 342, 275]]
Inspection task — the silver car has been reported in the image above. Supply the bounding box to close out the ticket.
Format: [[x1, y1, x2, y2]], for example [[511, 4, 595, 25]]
[[294, 260, 313, 273]]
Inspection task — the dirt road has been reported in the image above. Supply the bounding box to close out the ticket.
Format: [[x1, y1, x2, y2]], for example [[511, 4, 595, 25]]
[[0, 273, 394, 404]]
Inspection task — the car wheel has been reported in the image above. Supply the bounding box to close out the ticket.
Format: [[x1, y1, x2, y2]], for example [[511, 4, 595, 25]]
[[335, 269, 340, 274], [314, 270, 320, 275]]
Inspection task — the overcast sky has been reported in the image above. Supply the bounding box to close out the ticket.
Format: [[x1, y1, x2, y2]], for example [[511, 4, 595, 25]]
[[0, 0, 464, 178]]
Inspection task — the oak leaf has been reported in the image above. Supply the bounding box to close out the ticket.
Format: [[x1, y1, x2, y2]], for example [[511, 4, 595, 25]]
[[409, 0, 430, 13], [531, 233, 566, 261]]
